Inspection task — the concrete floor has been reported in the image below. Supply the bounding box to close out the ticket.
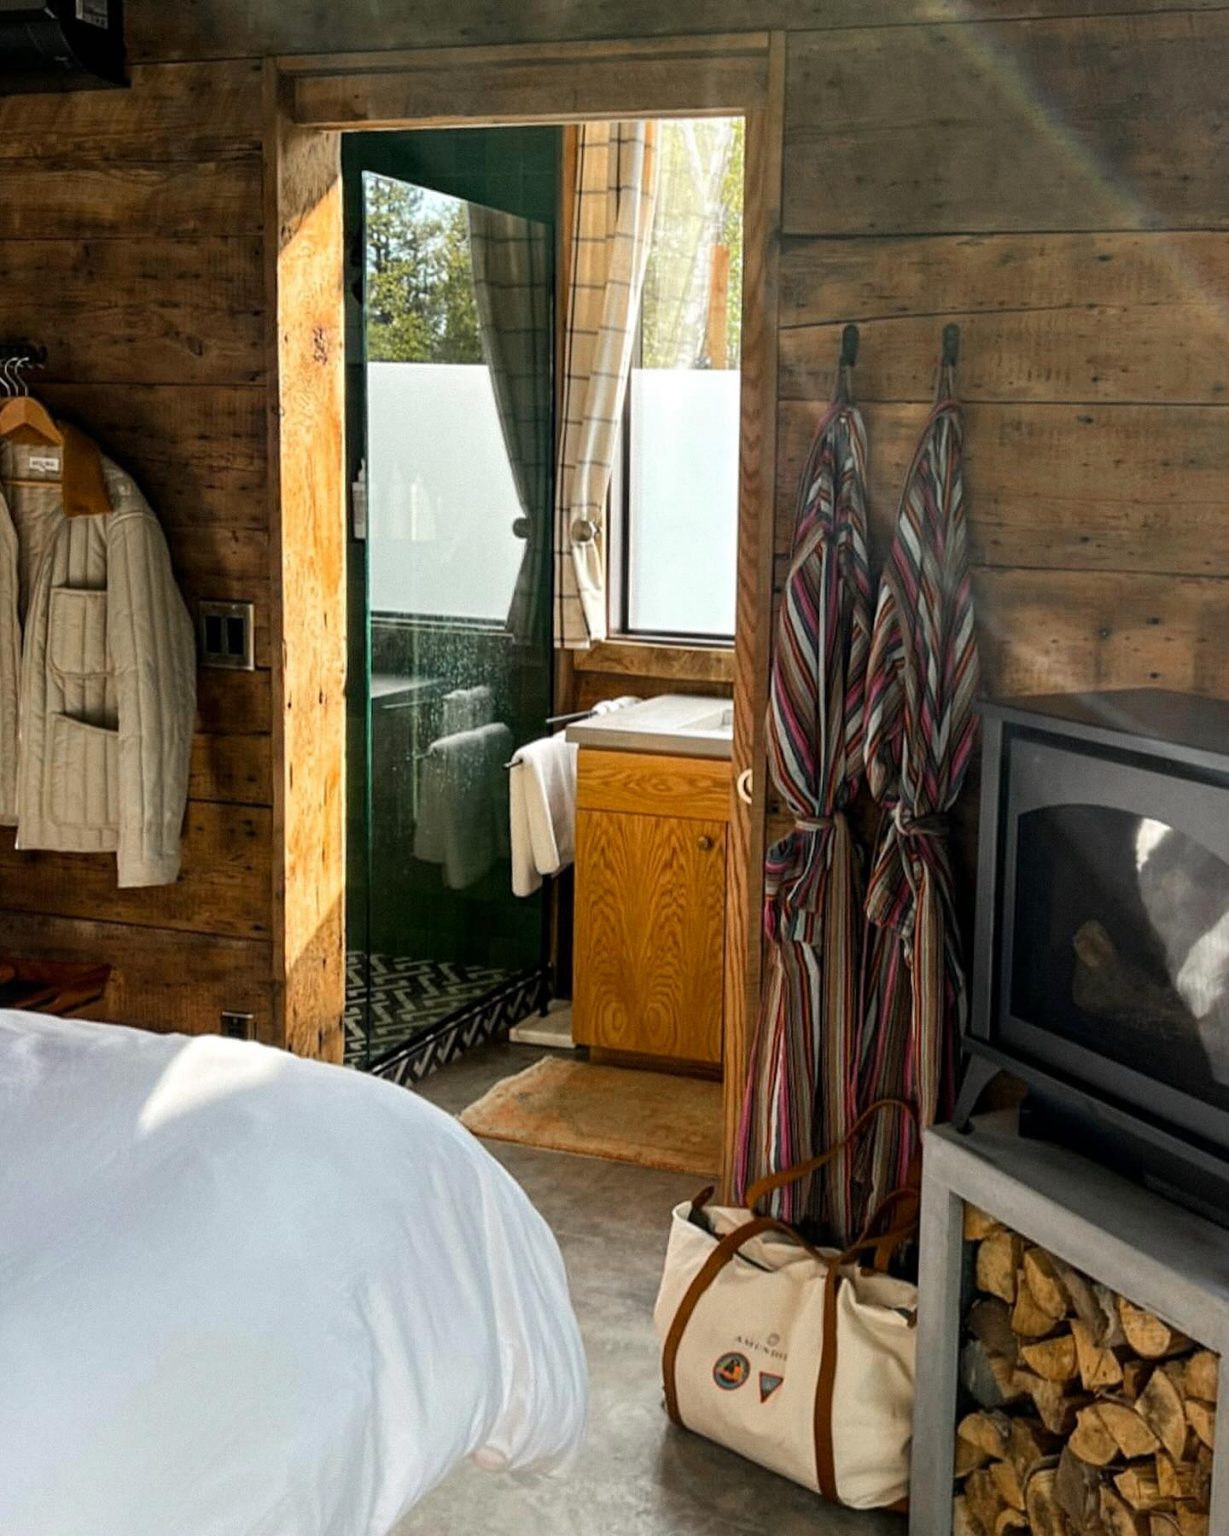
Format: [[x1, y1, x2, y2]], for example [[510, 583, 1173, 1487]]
[[394, 1041, 906, 1536]]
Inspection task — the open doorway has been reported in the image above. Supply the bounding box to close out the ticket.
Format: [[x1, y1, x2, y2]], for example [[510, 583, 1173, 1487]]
[[343, 129, 558, 1080], [342, 115, 746, 1176], [268, 34, 783, 1196]]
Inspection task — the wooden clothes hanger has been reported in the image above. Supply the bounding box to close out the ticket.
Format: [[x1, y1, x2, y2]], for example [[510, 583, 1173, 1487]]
[[0, 354, 60, 448]]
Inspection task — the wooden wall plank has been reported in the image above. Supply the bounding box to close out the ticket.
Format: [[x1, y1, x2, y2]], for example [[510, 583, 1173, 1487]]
[[778, 233, 1229, 403], [0, 60, 263, 161], [266, 71, 347, 1061], [0, 911, 273, 1040], [783, 13, 1229, 236], [292, 50, 768, 126], [0, 161, 263, 240], [0, 238, 264, 386], [189, 734, 273, 805], [168, 526, 269, 589], [975, 570, 1229, 698], [128, 0, 1229, 63], [198, 670, 271, 736], [41, 384, 268, 530], [720, 35, 786, 1197], [778, 402, 1229, 576], [0, 803, 272, 939], [769, 557, 1229, 705], [574, 641, 735, 685]]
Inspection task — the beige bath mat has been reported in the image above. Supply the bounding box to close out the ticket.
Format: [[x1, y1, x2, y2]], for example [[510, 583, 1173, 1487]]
[[459, 1055, 722, 1176]]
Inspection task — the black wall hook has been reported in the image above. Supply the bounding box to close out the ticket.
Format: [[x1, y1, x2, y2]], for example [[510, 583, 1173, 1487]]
[[941, 323, 960, 369], [840, 323, 859, 370], [0, 341, 47, 367]]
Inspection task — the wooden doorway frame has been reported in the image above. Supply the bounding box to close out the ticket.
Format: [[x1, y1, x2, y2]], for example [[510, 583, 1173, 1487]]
[[265, 33, 785, 1192]]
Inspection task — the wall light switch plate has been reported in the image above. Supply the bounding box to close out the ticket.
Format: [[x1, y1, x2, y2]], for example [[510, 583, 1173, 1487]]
[[198, 600, 255, 670]]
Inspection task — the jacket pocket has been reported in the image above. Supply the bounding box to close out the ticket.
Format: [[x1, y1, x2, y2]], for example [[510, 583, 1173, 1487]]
[[48, 586, 109, 679], [48, 713, 120, 830]]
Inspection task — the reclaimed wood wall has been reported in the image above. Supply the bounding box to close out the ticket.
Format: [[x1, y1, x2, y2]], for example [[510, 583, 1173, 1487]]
[[0, 62, 276, 1039], [3, 0, 1221, 1048]]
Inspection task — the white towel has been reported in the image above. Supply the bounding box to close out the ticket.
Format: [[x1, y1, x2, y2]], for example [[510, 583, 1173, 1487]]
[[414, 722, 512, 890], [441, 685, 494, 735], [509, 732, 579, 898]]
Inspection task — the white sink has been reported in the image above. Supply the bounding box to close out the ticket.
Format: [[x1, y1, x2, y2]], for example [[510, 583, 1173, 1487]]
[[686, 704, 734, 735], [566, 693, 734, 760]]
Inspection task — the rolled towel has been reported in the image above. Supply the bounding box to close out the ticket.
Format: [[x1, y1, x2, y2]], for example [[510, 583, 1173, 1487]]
[[508, 732, 579, 898]]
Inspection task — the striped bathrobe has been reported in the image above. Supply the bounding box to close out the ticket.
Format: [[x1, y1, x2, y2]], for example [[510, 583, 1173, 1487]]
[[733, 397, 872, 1233], [856, 386, 980, 1217]]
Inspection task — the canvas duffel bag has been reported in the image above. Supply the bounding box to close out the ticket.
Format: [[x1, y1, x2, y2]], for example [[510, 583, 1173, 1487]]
[[653, 1099, 919, 1510]]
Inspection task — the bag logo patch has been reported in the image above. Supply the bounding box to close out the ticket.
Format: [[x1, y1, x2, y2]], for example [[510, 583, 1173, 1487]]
[[713, 1352, 750, 1391], [759, 1372, 784, 1402]]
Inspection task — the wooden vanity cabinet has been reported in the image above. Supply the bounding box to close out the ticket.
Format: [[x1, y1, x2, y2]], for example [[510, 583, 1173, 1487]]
[[572, 749, 730, 1072]]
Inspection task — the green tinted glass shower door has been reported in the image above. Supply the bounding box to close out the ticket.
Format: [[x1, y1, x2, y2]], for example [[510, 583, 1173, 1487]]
[[345, 137, 556, 1070]]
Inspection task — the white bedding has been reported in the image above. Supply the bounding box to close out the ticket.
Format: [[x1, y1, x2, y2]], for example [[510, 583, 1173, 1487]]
[[0, 1011, 587, 1536]]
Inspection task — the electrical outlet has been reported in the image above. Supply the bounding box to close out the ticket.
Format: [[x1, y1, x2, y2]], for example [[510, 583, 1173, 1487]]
[[198, 600, 255, 671], [220, 1011, 255, 1041]]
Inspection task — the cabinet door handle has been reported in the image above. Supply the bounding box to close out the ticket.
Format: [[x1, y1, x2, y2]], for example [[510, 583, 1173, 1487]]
[[697, 834, 716, 852]]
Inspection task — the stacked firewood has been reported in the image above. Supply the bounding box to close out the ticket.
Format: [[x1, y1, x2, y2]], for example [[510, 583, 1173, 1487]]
[[953, 1206, 1218, 1536]]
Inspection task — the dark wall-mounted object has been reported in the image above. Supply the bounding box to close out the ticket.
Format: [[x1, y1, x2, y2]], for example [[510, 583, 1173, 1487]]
[[957, 687, 1229, 1226], [0, 0, 127, 94]]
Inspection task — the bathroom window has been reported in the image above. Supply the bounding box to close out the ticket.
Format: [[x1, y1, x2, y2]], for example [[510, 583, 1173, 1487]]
[[612, 117, 743, 644]]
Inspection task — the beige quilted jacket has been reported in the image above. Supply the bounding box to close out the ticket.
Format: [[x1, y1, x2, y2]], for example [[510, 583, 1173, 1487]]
[[0, 425, 196, 887]]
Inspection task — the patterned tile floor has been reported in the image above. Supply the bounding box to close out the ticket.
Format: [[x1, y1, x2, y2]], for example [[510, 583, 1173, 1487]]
[[344, 951, 513, 1065]]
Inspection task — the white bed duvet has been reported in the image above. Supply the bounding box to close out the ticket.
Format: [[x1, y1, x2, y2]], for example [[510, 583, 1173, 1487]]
[[0, 1011, 587, 1536]]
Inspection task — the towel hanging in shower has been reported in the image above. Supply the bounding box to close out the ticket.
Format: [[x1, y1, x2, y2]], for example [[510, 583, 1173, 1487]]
[[414, 722, 512, 890]]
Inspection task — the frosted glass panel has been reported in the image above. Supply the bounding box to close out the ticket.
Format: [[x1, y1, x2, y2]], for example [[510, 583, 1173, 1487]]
[[627, 367, 739, 638], [367, 361, 525, 621]]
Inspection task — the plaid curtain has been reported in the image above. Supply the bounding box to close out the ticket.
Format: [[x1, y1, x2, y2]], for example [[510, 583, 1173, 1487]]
[[732, 394, 873, 1236], [855, 372, 980, 1221], [468, 206, 553, 644], [554, 122, 658, 650]]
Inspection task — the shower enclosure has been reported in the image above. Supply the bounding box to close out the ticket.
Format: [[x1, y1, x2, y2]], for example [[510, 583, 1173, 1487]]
[[344, 129, 559, 1081]]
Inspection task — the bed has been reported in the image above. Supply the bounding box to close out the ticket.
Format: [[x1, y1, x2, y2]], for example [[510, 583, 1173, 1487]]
[[0, 1010, 587, 1536]]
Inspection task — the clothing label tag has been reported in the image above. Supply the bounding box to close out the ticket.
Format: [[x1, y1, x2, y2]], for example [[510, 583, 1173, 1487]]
[[28, 454, 62, 476]]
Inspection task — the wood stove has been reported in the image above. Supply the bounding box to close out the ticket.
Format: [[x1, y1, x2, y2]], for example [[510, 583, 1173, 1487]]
[[956, 688, 1229, 1223]]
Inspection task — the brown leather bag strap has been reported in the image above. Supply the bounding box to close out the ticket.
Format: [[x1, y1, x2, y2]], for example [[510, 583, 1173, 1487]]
[[856, 1186, 922, 1272], [744, 1096, 918, 1212], [811, 1202, 921, 1503], [814, 1263, 843, 1501]]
